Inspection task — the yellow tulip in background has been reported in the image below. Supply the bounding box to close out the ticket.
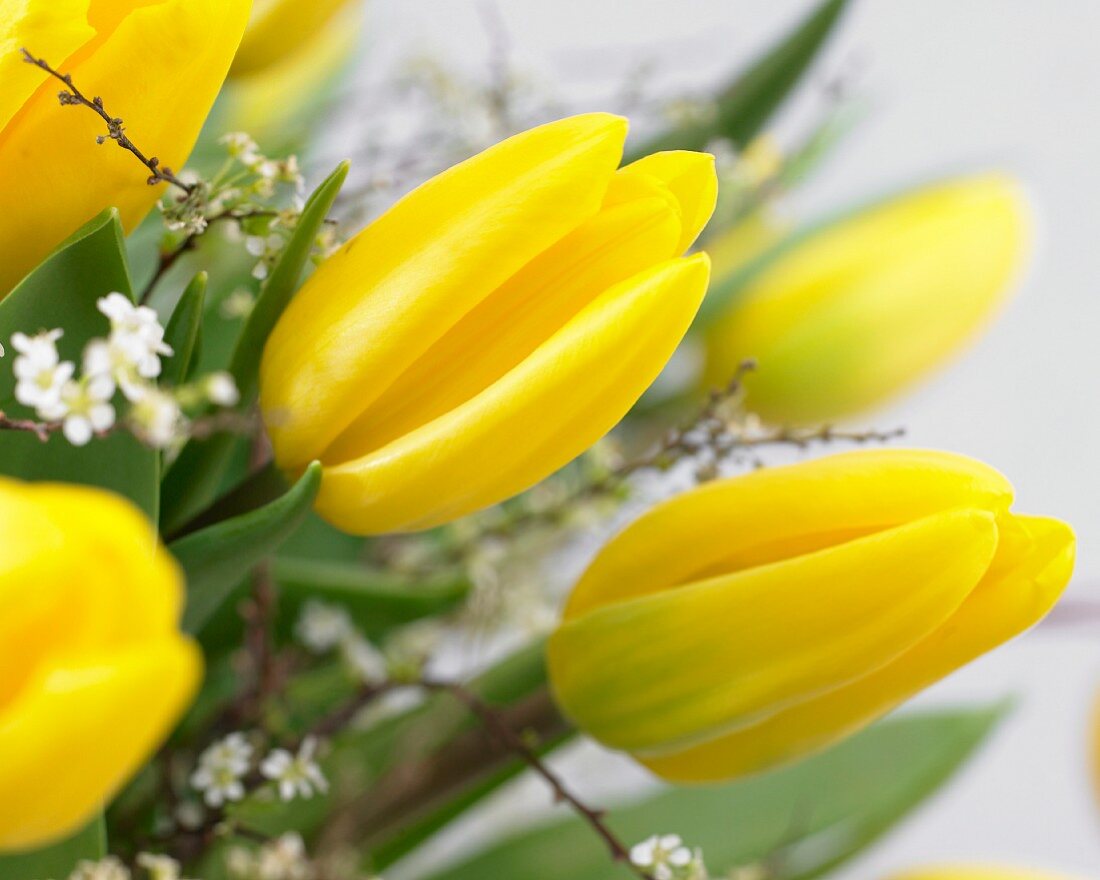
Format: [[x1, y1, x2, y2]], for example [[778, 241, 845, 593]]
[[703, 174, 1030, 424], [0, 480, 199, 851], [0, 0, 251, 296], [224, 0, 363, 142], [886, 868, 1087, 880], [548, 448, 1073, 782], [260, 113, 716, 535], [230, 0, 360, 78]]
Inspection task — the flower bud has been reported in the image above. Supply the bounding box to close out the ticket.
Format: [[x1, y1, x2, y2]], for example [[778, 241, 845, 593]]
[[0, 480, 200, 850], [548, 449, 1073, 782], [703, 175, 1030, 423], [260, 114, 717, 534], [886, 868, 1085, 880], [0, 0, 251, 294]]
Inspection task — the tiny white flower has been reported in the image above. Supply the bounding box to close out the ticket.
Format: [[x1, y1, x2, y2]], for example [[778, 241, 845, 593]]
[[220, 289, 256, 320], [246, 234, 284, 281], [136, 853, 184, 880], [341, 634, 387, 685], [630, 834, 704, 880], [255, 833, 311, 880], [295, 601, 353, 653], [11, 329, 72, 412], [43, 375, 116, 446], [129, 386, 185, 449], [191, 732, 253, 808], [67, 856, 131, 880], [96, 293, 173, 383], [204, 371, 240, 407], [261, 736, 328, 802]]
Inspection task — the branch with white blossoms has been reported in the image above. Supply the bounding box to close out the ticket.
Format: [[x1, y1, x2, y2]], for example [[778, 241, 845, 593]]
[[143, 132, 341, 304], [2, 293, 242, 451]]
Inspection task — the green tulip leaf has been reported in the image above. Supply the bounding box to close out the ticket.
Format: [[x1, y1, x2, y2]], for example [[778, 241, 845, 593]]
[[0, 814, 106, 880], [174, 461, 322, 633], [161, 271, 207, 386], [274, 558, 471, 638], [419, 703, 1006, 880], [160, 160, 349, 534], [0, 209, 158, 519], [630, 0, 850, 158]]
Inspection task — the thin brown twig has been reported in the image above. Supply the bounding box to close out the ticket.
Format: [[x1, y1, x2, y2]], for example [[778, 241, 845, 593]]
[[0, 411, 56, 442], [21, 48, 196, 194], [420, 678, 656, 880]]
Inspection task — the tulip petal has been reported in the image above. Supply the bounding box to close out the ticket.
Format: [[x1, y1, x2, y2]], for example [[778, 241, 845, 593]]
[[0, 638, 201, 850], [621, 151, 718, 251], [548, 508, 998, 754], [315, 253, 711, 534], [0, 0, 251, 294], [261, 113, 630, 469], [640, 514, 1073, 781], [322, 191, 684, 461], [0, 0, 93, 132], [564, 448, 1013, 620]]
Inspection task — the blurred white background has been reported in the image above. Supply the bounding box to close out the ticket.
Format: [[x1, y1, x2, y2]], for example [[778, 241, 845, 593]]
[[354, 2, 1100, 875]]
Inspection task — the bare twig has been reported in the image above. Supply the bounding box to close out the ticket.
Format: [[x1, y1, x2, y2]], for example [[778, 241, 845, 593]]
[[420, 678, 655, 880], [21, 48, 196, 194], [0, 411, 56, 442]]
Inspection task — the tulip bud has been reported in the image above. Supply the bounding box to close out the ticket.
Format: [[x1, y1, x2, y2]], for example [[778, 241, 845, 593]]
[[260, 114, 717, 535], [0, 480, 200, 850], [703, 175, 1031, 424], [886, 868, 1085, 880], [231, 0, 361, 78], [548, 449, 1073, 782], [0, 0, 251, 295], [223, 2, 363, 144]]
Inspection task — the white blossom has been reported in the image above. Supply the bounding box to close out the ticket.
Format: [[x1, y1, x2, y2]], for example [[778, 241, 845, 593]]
[[39, 374, 116, 446], [67, 857, 130, 880], [630, 835, 706, 880], [204, 371, 240, 407], [227, 833, 313, 880], [128, 386, 185, 449], [295, 601, 354, 653], [261, 737, 328, 802], [246, 234, 285, 281], [96, 292, 173, 384], [191, 732, 253, 808], [220, 131, 261, 166], [11, 329, 72, 412], [136, 853, 188, 880], [341, 634, 387, 685]]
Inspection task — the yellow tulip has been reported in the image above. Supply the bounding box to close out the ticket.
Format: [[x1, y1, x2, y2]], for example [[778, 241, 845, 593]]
[[548, 448, 1073, 783], [887, 867, 1087, 880], [223, 2, 362, 144], [0, 0, 251, 295], [231, 0, 360, 78], [703, 175, 1030, 423], [260, 114, 716, 535], [0, 480, 200, 851]]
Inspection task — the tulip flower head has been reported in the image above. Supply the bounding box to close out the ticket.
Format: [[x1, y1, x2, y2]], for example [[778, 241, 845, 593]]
[[260, 113, 717, 534], [0, 0, 251, 295], [703, 174, 1031, 424], [548, 449, 1074, 782], [886, 868, 1087, 880], [0, 480, 200, 850]]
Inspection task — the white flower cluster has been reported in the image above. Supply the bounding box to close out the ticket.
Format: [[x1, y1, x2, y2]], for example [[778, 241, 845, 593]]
[[226, 833, 313, 880], [7, 293, 239, 449], [630, 835, 708, 880], [189, 731, 328, 808], [296, 600, 388, 684], [59, 854, 192, 880]]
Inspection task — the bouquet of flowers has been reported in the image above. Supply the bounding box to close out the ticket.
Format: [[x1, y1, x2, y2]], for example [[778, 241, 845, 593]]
[[0, 2, 1078, 880]]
